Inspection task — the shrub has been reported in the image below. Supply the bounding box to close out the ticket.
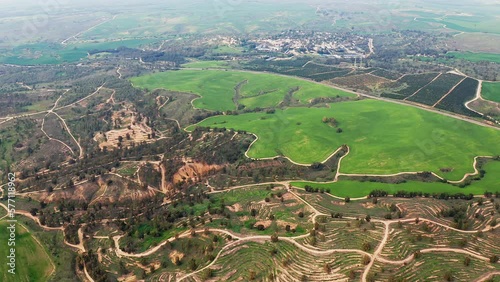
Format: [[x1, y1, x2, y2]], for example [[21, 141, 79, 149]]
[[490, 255, 499, 263], [362, 255, 371, 265]]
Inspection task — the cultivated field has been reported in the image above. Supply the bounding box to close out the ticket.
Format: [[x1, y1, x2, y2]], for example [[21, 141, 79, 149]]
[[447, 51, 500, 64], [435, 77, 480, 117], [130, 70, 355, 111], [0, 221, 54, 282], [0, 40, 155, 65], [381, 73, 440, 100]]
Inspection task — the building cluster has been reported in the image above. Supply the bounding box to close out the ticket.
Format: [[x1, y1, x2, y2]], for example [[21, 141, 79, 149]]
[[251, 30, 370, 58]]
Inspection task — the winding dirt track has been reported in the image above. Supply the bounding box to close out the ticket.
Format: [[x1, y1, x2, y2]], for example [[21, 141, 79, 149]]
[[1, 184, 498, 282], [108, 187, 499, 282]]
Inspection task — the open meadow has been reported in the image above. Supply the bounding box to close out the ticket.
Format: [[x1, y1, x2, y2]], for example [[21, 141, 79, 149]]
[[0, 40, 156, 65], [189, 99, 500, 180], [482, 82, 500, 103], [0, 221, 54, 282], [130, 70, 355, 111]]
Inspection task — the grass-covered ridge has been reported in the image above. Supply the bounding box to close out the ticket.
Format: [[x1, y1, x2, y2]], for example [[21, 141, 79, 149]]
[[482, 82, 500, 103], [190, 99, 500, 180], [129, 69, 355, 111]]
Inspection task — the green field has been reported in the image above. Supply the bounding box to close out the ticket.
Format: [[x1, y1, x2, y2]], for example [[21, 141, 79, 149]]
[[181, 60, 233, 69], [447, 51, 500, 63], [210, 45, 245, 55], [292, 161, 500, 198], [130, 70, 354, 111], [0, 222, 54, 282], [482, 82, 500, 103], [78, 2, 319, 41], [190, 99, 500, 180], [0, 39, 156, 65], [416, 17, 500, 34]]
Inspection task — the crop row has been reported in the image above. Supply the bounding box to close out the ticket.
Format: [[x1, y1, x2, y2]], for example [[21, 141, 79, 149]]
[[407, 73, 464, 106], [435, 77, 482, 117], [382, 73, 440, 99]]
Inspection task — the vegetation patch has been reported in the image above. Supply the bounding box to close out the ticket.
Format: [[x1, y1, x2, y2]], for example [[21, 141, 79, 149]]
[[0, 222, 54, 282], [382, 73, 440, 99], [130, 69, 354, 111], [407, 73, 464, 106], [447, 51, 500, 64], [435, 78, 481, 117]]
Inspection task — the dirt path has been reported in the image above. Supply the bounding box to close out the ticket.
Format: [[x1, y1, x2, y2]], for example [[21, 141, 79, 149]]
[[159, 155, 168, 193], [106, 89, 116, 104], [116, 67, 122, 79], [334, 145, 349, 181], [207, 181, 288, 194], [40, 89, 79, 155], [2, 85, 105, 157], [7, 184, 494, 282], [61, 15, 117, 45], [447, 156, 493, 184], [464, 79, 486, 116], [367, 38, 375, 57], [362, 221, 389, 282], [55, 84, 105, 111], [288, 189, 326, 224], [83, 263, 96, 282], [0, 110, 47, 125], [157, 96, 170, 111], [89, 182, 109, 205], [176, 229, 371, 282]]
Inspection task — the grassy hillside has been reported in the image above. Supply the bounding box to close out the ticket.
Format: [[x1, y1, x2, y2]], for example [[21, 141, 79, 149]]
[[130, 69, 355, 111], [190, 99, 500, 180], [0, 39, 156, 65], [0, 222, 54, 282]]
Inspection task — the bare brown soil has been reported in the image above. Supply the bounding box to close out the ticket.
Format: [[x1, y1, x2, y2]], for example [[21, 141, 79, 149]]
[[173, 160, 222, 184]]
